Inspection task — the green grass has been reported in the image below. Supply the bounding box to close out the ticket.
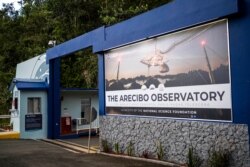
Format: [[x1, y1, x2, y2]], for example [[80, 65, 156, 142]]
[[0, 118, 10, 129]]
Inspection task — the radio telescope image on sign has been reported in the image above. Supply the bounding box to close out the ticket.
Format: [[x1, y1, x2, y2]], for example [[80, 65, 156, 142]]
[[140, 43, 169, 76], [140, 28, 209, 76], [105, 20, 230, 91], [139, 28, 210, 90]]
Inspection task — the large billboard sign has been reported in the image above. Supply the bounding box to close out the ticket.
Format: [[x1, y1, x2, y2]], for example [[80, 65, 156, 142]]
[[104, 20, 232, 121]]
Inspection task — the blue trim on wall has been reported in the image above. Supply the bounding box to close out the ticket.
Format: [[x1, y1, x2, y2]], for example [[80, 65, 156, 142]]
[[229, 0, 250, 127], [15, 82, 48, 90], [9, 78, 48, 91], [98, 54, 105, 116]]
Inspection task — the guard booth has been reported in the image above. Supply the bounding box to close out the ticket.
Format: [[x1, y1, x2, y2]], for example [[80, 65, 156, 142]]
[[9, 54, 49, 139], [9, 53, 100, 139]]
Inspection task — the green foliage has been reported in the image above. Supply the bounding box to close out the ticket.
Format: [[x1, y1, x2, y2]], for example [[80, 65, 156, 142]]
[[156, 141, 164, 160], [0, 118, 10, 125], [114, 142, 121, 154], [126, 141, 134, 156], [0, 0, 172, 114], [187, 147, 202, 167], [0, 118, 11, 130], [141, 150, 150, 159], [46, 0, 102, 40], [98, 0, 172, 25], [101, 139, 110, 153], [0, 72, 13, 115], [208, 149, 230, 167], [60, 49, 98, 88]]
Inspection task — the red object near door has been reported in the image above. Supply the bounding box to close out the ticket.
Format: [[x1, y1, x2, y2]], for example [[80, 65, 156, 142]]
[[61, 116, 71, 134]]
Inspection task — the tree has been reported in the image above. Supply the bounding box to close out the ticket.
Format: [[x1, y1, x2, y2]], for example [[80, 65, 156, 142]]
[[0, 3, 20, 114], [0, 0, 172, 114], [98, 0, 172, 25], [60, 0, 172, 88]]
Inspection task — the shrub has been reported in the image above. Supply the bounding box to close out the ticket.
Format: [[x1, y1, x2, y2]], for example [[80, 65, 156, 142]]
[[141, 150, 150, 159], [208, 149, 230, 167], [126, 141, 134, 156], [156, 141, 164, 160], [114, 142, 121, 154], [187, 147, 202, 167], [101, 139, 110, 153]]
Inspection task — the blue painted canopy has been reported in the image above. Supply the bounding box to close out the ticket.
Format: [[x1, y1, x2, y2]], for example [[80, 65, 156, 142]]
[[9, 78, 48, 91]]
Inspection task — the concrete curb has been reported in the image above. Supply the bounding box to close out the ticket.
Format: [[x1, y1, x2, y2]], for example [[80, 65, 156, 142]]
[[56, 139, 98, 152], [99, 152, 184, 167], [0, 131, 20, 139], [41, 139, 97, 153]]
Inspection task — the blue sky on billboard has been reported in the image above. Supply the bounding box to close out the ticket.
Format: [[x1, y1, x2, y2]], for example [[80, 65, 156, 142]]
[[1, 0, 21, 10]]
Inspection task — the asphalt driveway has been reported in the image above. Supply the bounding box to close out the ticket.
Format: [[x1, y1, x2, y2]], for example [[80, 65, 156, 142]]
[[0, 139, 171, 167]]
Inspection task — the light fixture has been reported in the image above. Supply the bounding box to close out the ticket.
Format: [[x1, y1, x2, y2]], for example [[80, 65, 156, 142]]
[[48, 40, 56, 47]]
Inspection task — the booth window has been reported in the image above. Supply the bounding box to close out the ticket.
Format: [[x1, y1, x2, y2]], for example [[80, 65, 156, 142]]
[[14, 98, 18, 109], [27, 97, 41, 114]]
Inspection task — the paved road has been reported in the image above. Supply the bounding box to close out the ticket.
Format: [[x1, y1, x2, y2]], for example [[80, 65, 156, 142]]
[[0, 139, 170, 167]]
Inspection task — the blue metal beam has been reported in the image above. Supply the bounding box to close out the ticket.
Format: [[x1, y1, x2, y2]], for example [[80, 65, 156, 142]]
[[98, 54, 105, 116], [48, 58, 61, 139], [46, 27, 105, 63], [53, 58, 61, 139], [46, 0, 238, 62], [229, 0, 250, 126], [101, 0, 238, 51], [47, 59, 54, 138]]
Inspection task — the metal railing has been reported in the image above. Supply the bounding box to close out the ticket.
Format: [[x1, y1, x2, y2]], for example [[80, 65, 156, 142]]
[[0, 115, 11, 119], [75, 117, 99, 134]]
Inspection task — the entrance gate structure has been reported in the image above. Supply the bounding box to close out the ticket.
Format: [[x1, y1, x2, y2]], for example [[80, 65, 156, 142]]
[[46, 0, 250, 165]]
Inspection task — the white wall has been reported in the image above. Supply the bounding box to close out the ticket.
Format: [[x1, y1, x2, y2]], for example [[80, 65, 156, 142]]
[[19, 91, 47, 139], [16, 53, 48, 80], [61, 91, 99, 120], [10, 86, 20, 132]]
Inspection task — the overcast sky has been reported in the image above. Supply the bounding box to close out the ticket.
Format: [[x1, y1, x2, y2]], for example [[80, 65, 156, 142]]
[[1, 0, 21, 10]]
